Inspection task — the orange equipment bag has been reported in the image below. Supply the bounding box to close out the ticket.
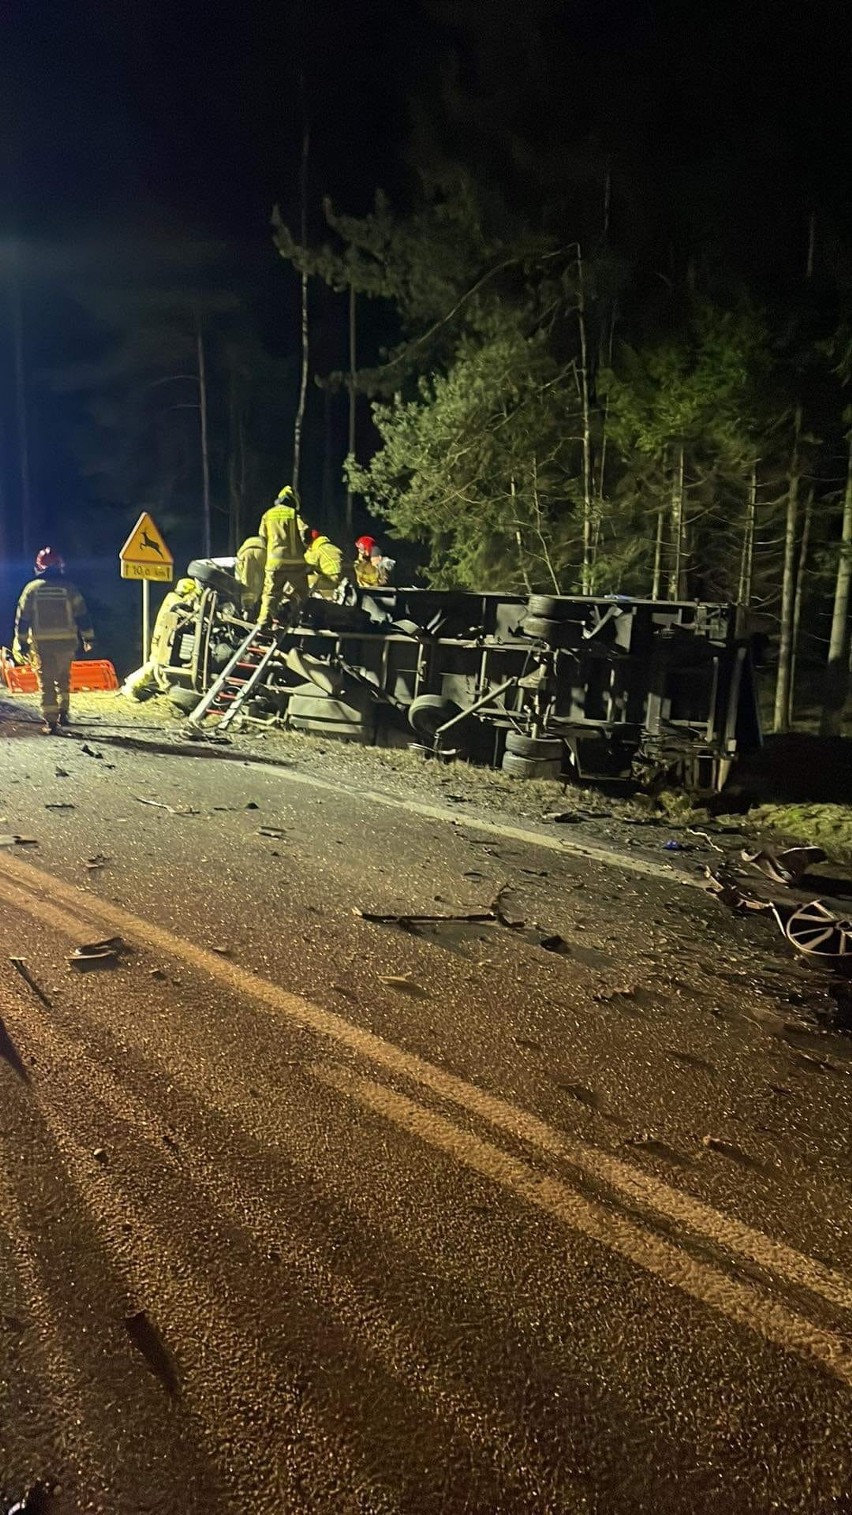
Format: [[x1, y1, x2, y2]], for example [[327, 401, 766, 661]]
[[0, 650, 119, 694]]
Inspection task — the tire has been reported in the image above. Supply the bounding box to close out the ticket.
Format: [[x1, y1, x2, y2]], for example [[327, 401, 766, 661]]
[[522, 615, 563, 642], [505, 732, 564, 761], [167, 686, 201, 715], [501, 751, 563, 780], [527, 594, 568, 620], [407, 694, 463, 741], [187, 559, 244, 602]]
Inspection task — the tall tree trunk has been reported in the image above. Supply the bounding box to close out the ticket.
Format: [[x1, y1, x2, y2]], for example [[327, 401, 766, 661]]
[[196, 321, 211, 557], [773, 404, 802, 732], [789, 486, 813, 726], [10, 259, 32, 556], [651, 506, 664, 599], [345, 281, 357, 535], [667, 444, 685, 598], [292, 117, 311, 497], [820, 431, 852, 735], [576, 248, 594, 594], [737, 462, 758, 606]]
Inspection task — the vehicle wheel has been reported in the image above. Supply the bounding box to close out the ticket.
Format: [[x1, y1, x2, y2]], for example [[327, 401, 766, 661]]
[[187, 559, 244, 602], [522, 615, 563, 642], [527, 594, 568, 619], [407, 694, 462, 741], [505, 731, 564, 761], [167, 686, 201, 715], [501, 751, 563, 780]]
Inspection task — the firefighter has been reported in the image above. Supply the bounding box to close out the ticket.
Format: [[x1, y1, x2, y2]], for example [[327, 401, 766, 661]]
[[354, 534, 395, 588], [234, 534, 266, 620], [304, 528, 343, 598], [122, 577, 199, 698], [13, 548, 94, 734], [257, 486, 311, 623]]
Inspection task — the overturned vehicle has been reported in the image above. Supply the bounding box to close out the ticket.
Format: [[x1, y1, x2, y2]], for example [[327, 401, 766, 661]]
[[151, 558, 762, 793]]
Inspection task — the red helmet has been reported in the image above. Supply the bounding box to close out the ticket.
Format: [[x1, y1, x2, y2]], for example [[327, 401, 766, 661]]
[[356, 535, 376, 554], [310, 529, 321, 540], [35, 547, 65, 573]]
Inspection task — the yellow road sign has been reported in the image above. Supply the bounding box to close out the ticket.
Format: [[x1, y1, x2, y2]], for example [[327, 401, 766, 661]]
[[119, 511, 174, 584]]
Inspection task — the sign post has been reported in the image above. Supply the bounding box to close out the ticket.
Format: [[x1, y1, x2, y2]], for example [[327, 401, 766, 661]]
[[119, 512, 174, 659]]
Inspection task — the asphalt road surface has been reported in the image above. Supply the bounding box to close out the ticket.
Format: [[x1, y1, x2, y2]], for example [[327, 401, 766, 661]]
[[1, 704, 851, 1513]]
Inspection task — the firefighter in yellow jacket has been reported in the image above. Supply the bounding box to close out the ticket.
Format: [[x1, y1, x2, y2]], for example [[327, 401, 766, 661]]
[[14, 548, 94, 734], [304, 529, 343, 598], [257, 486, 310, 623], [234, 534, 266, 619]]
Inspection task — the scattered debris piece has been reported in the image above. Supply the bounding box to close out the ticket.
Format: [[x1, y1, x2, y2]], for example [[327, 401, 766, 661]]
[[543, 810, 583, 824], [258, 826, 287, 839], [377, 974, 430, 998], [623, 1134, 690, 1165], [356, 905, 494, 925], [69, 936, 129, 970], [93, 1147, 108, 1165], [43, 802, 74, 811], [741, 845, 827, 886], [149, 968, 167, 981], [513, 1035, 542, 1051], [0, 835, 38, 848], [211, 945, 231, 956], [54, 767, 69, 778], [701, 1135, 766, 1172], [9, 957, 52, 1010], [80, 744, 103, 758], [123, 1310, 180, 1397], [663, 839, 692, 853], [780, 899, 852, 964], [245, 800, 259, 810], [134, 796, 198, 817], [686, 828, 724, 853], [0, 1012, 30, 1083], [85, 853, 110, 871]]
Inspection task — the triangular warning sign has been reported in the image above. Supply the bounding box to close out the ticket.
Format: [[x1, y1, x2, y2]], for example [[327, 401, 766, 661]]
[[120, 511, 173, 566]]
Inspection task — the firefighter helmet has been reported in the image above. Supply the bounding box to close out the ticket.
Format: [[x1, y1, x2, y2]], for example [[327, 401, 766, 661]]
[[355, 535, 376, 555], [35, 547, 65, 574]]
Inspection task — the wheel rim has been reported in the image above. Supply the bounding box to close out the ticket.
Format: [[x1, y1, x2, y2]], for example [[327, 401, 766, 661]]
[[783, 900, 852, 959]]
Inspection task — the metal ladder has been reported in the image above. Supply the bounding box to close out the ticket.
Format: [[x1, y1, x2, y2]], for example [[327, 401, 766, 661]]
[[188, 625, 281, 730]]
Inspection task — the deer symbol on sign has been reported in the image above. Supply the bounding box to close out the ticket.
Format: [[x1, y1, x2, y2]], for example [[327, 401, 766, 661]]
[[141, 530, 163, 557]]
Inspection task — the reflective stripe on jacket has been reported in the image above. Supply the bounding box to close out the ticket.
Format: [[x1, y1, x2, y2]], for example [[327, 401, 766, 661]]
[[258, 505, 307, 567], [15, 578, 93, 643], [304, 535, 343, 581]]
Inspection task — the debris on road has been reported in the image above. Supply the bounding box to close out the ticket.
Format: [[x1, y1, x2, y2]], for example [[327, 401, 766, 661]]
[[741, 845, 827, 886], [44, 802, 74, 811], [782, 900, 852, 963], [0, 835, 37, 848], [9, 957, 52, 1010], [123, 1309, 181, 1397], [355, 905, 495, 925], [85, 853, 110, 870], [258, 825, 287, 838], [701, 1135, 767, 1173], [135, 796, 199, 816], [93, 1147, 108, 1165], [377, 974, 430, 998], [0, 1012, 30, 1083], [69, 936, 129, 969]]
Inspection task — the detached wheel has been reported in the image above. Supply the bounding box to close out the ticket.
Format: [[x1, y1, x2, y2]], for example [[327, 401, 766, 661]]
[[501, 751, 563, 780], [527, 594, 567, 620], [505, 731, 564, 761], [522, 615, 563, 643]]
